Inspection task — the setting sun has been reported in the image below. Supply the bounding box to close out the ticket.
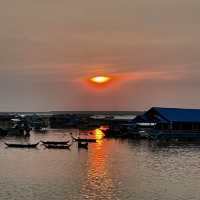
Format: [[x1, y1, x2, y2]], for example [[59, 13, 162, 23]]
[[90, 76, 111, 84]]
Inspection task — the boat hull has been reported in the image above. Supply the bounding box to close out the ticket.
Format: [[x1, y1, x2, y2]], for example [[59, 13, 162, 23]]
[[5, 143, 38, 148], [44, 144, 71, 149], [41, 141, 70, 145], [75, 138, 96, 143]]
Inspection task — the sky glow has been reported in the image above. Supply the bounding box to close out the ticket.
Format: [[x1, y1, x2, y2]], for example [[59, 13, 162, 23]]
[[0, 0, 200, 111]]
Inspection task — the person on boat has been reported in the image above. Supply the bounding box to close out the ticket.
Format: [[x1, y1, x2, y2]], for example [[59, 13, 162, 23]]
[[24, 125, 31, 137], [22, 119, 31, 137]]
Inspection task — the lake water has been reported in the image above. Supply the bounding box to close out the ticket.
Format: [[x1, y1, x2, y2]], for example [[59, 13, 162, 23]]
[[0, 129, 200, 200]]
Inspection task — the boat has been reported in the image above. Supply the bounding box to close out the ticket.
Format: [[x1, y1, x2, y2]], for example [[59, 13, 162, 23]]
[[41, 140, 70, 145], [5, 142, 39, 148], [43, 143, 71, 149], [78, 141, 88, 149], [75, 138, 96, 143], [70, 134, 96, 143]]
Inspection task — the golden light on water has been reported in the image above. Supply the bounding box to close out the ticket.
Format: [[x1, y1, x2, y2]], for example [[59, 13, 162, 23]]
[[90, 76, 111, 84], [94, 129, 105, 140]]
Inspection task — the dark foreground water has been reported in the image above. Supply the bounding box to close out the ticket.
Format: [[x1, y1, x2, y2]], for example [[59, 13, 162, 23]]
[[0, 129, 200, 200]]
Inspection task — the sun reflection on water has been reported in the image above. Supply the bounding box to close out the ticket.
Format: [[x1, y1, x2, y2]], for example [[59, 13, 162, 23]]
[[93, 128, 105, 140], [80, 135, 116, 199]]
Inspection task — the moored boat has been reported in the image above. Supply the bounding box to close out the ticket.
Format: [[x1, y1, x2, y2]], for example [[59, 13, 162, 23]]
[[75, 138, 96, 143], [41, 140, 70, 145], [5, 142, 39, 148], [43, 143, 71, 149], [70, 134, 96, 143]]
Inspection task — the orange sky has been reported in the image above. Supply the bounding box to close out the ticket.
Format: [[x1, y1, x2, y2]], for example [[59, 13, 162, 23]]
[[0, 0, 200, 111]]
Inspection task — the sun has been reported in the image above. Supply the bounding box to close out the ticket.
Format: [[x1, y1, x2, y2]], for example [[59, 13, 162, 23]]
[[90, 76, 111, 84]]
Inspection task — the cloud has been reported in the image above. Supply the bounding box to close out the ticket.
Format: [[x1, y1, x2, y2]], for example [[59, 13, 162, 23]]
[[0, 0, 200, 110]]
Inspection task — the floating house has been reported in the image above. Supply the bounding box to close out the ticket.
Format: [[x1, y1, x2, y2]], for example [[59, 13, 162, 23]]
[[134, 107, 200, 139]]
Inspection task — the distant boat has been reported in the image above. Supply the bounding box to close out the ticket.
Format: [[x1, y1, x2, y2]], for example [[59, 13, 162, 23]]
[[5, 142, 39, 148], [75, 138, 96, 143], [41, 140, 70, 145], [70, 133, 96, 143], [43, 143, 72, 149]]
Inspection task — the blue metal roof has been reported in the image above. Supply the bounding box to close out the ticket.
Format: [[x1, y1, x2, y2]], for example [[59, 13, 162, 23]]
[[152, 107, 200, 122], [133, 111, 168, 123]]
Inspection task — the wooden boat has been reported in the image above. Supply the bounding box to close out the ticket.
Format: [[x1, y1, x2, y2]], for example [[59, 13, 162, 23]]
[[70, 135, 96, 143], [78, 141, 88, 149], [43, 143, 72, 149], [5, 142, 39, 148], [41, 140, 70, 145], [75, 138, 96, 143]]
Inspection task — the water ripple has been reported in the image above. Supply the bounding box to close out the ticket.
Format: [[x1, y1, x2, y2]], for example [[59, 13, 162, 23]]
[[0, 131, 200, 199]]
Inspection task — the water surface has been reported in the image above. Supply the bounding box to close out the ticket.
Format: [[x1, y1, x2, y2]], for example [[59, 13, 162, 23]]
[[0, 129, 200, 200]]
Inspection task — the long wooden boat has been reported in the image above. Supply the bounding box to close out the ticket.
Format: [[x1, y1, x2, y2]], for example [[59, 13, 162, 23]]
[[76, 138, 96, 143], [71, 136, 96, 143], [43, 143, 72, 149], [70, 133, 97, 143], [41, 140, 70, 145], [5, 142, 39, 148]]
